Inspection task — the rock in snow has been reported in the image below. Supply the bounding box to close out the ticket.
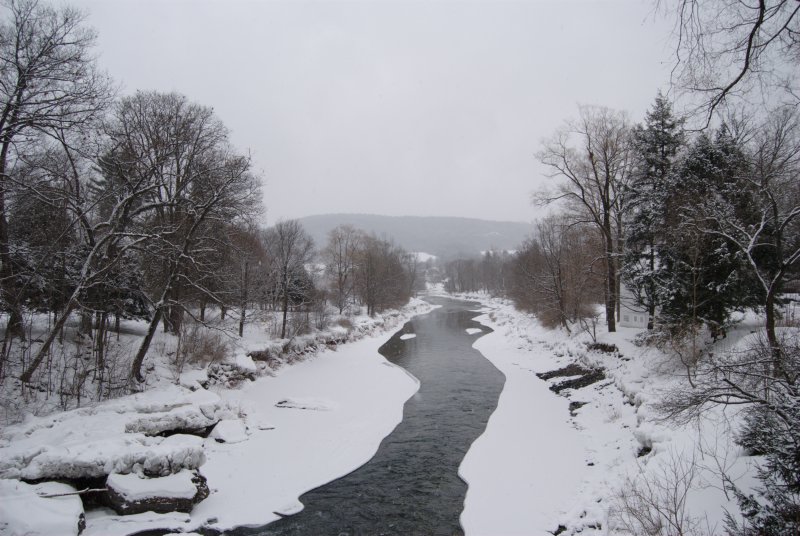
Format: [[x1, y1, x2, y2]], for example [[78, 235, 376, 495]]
[[0, 480, 85, 536], [209, 419, 249, 443], [274, 397, 334, 411], [106, 469, 209, 515]]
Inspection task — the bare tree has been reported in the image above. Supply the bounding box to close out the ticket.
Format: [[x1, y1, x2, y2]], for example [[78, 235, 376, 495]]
[[264, 220, 315, 339], [228, 225, 266, 337], [100, 91, 261, 382], [509, 216, 602, 331], [323, 225, 361, 314], [0, 0, 113, 341], [537, 105, 633, 332], [664, 0, 800, 121], [355, 235, 411, 317]]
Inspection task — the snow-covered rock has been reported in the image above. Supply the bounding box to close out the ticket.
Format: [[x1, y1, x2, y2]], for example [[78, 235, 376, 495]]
[[234, 352, 258, 373], [0, 387, 214, 480], [0, 480, 85, 536], [179, 368, 209, 391], [209, 419, 249, 443], [106, 469, 209, 515], [125, 388, 225, 436]]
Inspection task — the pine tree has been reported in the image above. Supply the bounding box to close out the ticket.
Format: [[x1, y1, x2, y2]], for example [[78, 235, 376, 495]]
[[622, 93, 685, 329]]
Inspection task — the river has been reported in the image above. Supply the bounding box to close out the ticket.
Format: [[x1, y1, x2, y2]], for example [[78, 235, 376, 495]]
[[230, 297, 505, 536]]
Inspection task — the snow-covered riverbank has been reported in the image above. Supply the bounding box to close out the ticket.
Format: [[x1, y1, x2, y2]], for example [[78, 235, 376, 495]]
[[1, 299, 435, 536], [456, 293, 754, 536]]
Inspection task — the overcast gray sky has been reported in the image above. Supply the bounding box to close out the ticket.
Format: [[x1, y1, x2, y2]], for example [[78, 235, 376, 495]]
[[72, 0, 674, 224]]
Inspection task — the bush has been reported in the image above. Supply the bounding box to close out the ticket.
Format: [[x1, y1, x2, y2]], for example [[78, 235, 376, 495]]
[[727, 345, 800, 535], [173, 322, 230, 377], [609, 450, 711, 536]]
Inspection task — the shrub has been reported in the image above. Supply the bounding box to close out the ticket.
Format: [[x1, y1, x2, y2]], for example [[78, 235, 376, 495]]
[[173, 322, 230, 377]]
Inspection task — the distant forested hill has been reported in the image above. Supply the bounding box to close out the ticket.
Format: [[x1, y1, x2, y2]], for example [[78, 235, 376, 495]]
[[298, 214, 532, 259]]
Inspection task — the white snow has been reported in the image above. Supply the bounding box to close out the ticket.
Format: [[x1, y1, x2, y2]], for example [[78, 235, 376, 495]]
[[465, 328, 482, 335], [0, 480, 84, 536], [459, 313, 588, 534], [82, 510, 191, 536], [107, 469, 197, 501], [208, 419, 249, 443], [234, 352, 258, 373], [400, 333, 417, 340]]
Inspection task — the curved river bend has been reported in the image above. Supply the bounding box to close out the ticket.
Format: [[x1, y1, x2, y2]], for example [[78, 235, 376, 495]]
[[236, 297, 504, 536]]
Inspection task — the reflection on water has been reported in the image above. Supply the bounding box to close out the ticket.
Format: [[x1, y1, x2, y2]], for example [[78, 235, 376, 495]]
[[237, 297, 504, 536]]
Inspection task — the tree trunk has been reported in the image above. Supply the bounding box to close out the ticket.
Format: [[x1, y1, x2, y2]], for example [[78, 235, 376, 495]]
[[131, 307, 163, 383], [764, 288, 784, 379], [0, 135, 25, 342], [604, 218, 617, 333], [281, 292, 289, 339], [21, 300, 77, 383], [79, 309, 93, 337], [168, 305, 183, 335], [647, 246, 656, 330], [239, 261, 249, 338]]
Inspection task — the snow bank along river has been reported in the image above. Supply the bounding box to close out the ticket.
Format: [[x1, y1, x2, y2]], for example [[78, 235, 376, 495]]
[[235, 297, 503, 536]]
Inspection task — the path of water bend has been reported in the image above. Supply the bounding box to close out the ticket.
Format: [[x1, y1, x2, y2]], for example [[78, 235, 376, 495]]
[[233, 297, 504, 536]]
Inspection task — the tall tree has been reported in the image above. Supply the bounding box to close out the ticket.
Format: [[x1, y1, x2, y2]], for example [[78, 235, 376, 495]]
[[537, 105, 633, 332], [655, 127, 760, 337], [622, 93, 685, 329], [0, 0, 112, 340]]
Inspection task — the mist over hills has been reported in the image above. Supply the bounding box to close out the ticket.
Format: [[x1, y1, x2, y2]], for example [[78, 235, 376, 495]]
[[298, 214, 533, 259]]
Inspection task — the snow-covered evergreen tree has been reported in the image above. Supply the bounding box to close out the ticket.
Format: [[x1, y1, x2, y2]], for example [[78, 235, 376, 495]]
[[655, 127, 761, 336], [622, 93, 685, 329]]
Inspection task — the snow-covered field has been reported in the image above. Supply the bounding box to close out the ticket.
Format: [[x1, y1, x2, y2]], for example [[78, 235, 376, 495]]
[[0, 298, 435, 536]]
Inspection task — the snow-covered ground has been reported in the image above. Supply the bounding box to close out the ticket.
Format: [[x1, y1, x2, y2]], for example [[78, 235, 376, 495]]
[[0, 298, 435, 536], [1, 288, 770, 536], [454, 292, 759, 536]]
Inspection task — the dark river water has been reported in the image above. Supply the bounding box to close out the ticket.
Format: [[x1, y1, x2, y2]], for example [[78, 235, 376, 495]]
[[233, 297, 504, 536]]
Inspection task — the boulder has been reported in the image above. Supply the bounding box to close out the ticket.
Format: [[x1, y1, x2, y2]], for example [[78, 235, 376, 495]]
[[209, 419, 249, 443], [106, 469, 209, 515]]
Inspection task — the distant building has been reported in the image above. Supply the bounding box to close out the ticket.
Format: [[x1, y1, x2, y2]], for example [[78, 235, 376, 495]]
[[619, 283, 650, 329]]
